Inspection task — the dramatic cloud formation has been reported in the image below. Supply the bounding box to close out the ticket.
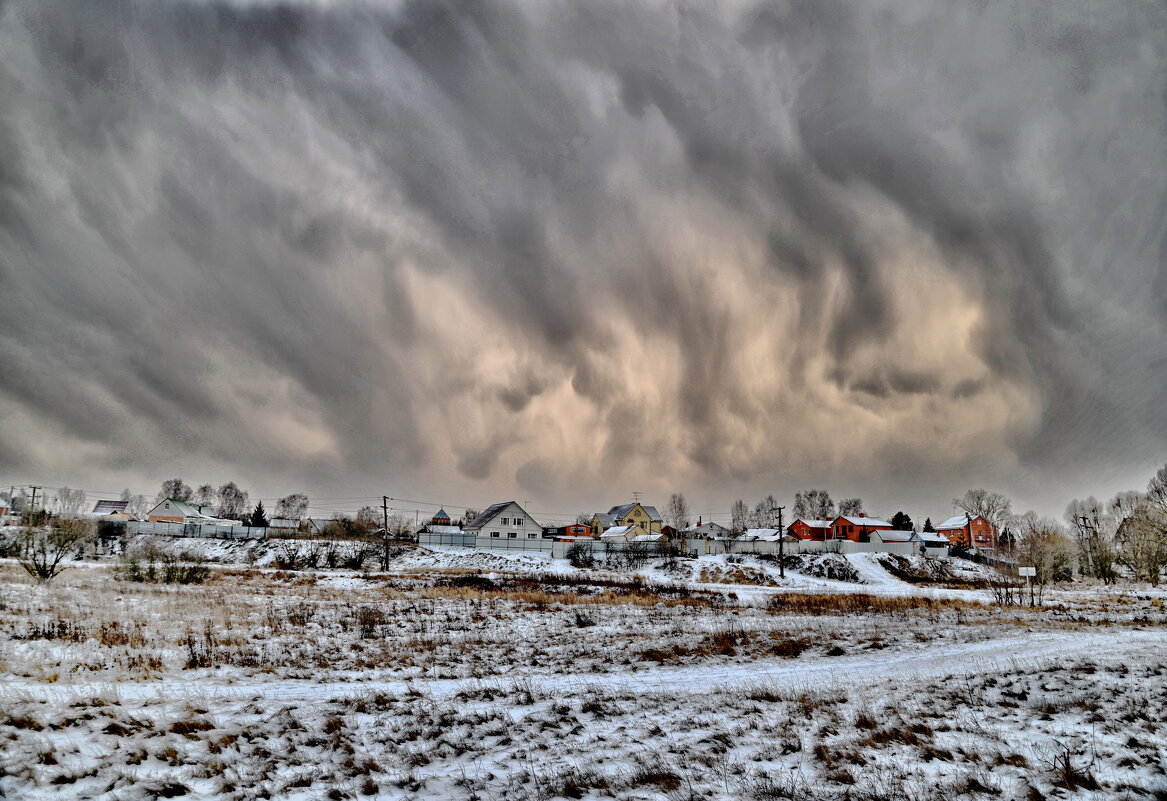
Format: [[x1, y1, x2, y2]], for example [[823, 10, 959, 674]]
[[1, 0, 1164, 519]]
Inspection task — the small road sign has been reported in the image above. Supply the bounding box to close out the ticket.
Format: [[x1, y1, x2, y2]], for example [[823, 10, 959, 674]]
[[1018, 566, 1036, 577]]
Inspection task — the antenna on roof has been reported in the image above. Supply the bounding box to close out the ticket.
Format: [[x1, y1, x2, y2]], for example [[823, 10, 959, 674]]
[[632, 490, 643, 503]]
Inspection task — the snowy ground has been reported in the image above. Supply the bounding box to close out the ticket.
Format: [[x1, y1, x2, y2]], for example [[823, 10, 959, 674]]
[[2, 540, 1165, 799]]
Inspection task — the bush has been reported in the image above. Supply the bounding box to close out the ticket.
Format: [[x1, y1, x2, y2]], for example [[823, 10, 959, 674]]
[[116, 547, 211, 585], [19, 519, 93, 582], [567, 543, 596, 568]]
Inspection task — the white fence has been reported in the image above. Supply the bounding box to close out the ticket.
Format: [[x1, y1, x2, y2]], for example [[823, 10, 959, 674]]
[[418, 530, 477, 548], [125, 521, 266, 540]]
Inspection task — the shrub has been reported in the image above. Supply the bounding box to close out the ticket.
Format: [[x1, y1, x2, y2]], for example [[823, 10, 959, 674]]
[[18, 519, 93, 582]]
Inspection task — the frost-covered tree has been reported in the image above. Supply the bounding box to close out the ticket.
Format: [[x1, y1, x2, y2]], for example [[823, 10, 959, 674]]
[[792, 490, 835, 520], [157, 478, 193, 504], [730, 499, 749, 536], [665, 493, 690, 531], [838, 498, 865, 517], [275, 493, 310, 520], [216, 482, 249, 520], [1065, 496, 1118, 583], [954, 489, 1013, 534], [56, 487, 87, 516]]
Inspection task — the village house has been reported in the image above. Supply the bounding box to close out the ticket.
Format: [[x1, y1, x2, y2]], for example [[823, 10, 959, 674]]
[[936, 514, 997, 550], [787, 518, 834, 541], [590, 502, 663, 536], [464, 501, 543, 541], [830, 515, 895, 542], [685, 521, 731, 539], [146, 498, 238, 525]]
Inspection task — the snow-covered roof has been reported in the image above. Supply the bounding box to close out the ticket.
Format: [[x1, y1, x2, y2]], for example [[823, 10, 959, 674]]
[[600, 525, 640, 539], [631, 533, 665, 542], [936, 515, 984, 531], [875, 529, 916, 542], [921, 531, 950, 543], [836, 516, 893, 528], [269, 518, 301, 529], [465, 501, 536, 531], [92, 500, 128, 515], [607, 503, 663, 523], [150, 498, 218, 520], [427, 525, 463, 534], [791, 518, 833, 529], [743, 528, 785, 541]]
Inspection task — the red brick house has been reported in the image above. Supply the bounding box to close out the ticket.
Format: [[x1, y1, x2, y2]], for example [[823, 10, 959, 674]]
[[936, 514, 997, 550]]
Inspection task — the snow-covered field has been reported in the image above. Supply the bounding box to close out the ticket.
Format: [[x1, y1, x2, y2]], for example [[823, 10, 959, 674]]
[[2, 539, 1165, 800]]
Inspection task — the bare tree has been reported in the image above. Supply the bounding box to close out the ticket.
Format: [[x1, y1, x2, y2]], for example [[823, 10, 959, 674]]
[[730, 499, 749, 536], [355, 506, 380, 530], [838, 497, 865, 517], [1110, 466, 1167, 586], [157, 479, 194, 504], [792, 490, 835, 520], [19, 518, 93, 582], [665, 493, 690, 531], [461, 509, 480, 526], [275, 493, 310, 520], [954, 488, 1013, 534], [1065, 496, 1118, 583], [56, 487, 87, 516], [1013, 514, 1074, 604], [215, 482, 249, 520]]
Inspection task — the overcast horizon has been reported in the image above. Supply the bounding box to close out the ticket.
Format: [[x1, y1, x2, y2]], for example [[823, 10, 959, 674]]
[[1, 0, 1165, 525]]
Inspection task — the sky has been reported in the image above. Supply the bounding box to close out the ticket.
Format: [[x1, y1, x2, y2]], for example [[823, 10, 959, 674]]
[[1, 0, 1165, 525]]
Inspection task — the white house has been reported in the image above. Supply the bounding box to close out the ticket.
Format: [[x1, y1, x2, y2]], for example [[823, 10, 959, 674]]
[[146, 499, 237, 525], [464, 501, 543, 541]]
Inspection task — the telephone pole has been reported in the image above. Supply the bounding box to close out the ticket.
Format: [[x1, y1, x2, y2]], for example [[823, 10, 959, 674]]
[[776, 505, 785, 579], [29, 486, 40, 514], [382, 496, 390, 532]]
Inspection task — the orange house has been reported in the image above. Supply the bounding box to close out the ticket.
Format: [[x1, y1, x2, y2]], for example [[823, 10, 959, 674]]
[[830, 515, 895, 542], [936, 514, 996, 550], [787, 519, 834, 541]]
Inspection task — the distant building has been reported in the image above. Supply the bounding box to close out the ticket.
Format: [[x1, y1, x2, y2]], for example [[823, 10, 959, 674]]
[[599, 524, 647, 542], [147, 498, 237, 525], [590, 503, 663, 536], [432, 507, 452, 525], [91, 500, 129, 516]]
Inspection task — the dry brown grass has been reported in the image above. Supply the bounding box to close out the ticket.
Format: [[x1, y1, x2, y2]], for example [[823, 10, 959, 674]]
[[767, 592, 984, 616]]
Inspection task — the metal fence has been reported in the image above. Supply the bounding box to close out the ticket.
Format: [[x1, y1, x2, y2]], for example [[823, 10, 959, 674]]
[[417, 530, 477, 548], [126, 520, 267, 540]]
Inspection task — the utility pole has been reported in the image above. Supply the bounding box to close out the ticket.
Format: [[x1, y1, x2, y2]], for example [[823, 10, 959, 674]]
[[382, 496, 390, 533], [776, 505, 785, 579], [381, 496, 391, 571], [29, 486, 40, 515]]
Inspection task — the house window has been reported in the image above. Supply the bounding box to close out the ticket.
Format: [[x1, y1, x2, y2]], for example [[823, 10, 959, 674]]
[[500, 517, 508, 525], [527, 532, 537, 539], [490, 532, 500, 538], [508, 532, 517, 539]]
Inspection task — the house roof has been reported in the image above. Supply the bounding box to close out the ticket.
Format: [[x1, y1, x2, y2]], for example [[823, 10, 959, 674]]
[[631, 533, 665, 542], [790, 518, 833, 529], [592, 512, 616, 528], [600, 525, 640, 539], [92, 500, 129, 515], [921, 531, 950, 543], [427, 525, 463, 534], [608, 503, 663, 523], [464, 501, 536, 531], [151, 498, 217, 520], [433, 507, 450, 520], [936, 515, 985, 531], [875, 529, 916, 542], [834, 515, 893, 528], [743, 528, 785, 541]]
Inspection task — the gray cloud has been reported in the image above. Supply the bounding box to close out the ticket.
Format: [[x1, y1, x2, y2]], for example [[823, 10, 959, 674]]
[[0, 0, 1164, 518]]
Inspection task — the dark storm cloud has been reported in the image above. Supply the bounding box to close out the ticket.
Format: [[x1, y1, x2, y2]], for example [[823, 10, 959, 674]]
[[0, 0, 1164, 512]]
